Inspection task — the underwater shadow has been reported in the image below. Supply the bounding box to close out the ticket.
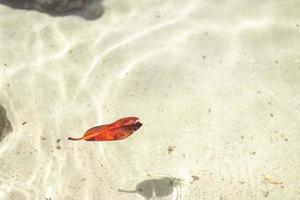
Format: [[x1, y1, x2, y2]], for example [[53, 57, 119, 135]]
[[0, 0, 104, 20], [118, 177, 182, 200], [0, 104, 12, 141]]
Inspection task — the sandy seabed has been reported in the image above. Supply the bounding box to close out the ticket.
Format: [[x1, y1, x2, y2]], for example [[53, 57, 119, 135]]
[[0, 0, 300, 199]]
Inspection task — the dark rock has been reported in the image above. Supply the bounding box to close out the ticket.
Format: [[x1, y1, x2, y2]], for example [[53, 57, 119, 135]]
[[0, 0, 104, 20], [0, 104, 12, 141]]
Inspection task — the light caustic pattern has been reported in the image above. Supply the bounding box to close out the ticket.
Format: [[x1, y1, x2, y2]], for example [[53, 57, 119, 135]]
[[1, 0, 300, 199]]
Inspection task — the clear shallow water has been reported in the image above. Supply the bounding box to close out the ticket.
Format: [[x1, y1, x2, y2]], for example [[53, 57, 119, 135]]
[[0, 0, 300, 199]]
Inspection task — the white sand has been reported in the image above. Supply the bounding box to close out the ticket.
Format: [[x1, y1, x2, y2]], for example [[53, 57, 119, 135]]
[[0, 0, 300, 199]]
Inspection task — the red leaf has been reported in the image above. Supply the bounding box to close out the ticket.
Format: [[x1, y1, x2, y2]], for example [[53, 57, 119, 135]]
[[68, 117, 142, 141]]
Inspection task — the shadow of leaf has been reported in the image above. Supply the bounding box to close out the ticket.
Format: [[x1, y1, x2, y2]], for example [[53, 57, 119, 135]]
[[118, 177, 182, 200]]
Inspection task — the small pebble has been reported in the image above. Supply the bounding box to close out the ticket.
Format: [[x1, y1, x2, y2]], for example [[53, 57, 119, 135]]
[[168, 145, 176, 154], [191, 175, 200, 182], [264, 175, 282, 184], [263, 190, 269, 197]]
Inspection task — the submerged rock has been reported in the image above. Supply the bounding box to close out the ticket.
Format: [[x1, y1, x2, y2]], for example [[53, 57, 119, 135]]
[[0, 0, 104, 19], [0, 104, 12, 141]]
